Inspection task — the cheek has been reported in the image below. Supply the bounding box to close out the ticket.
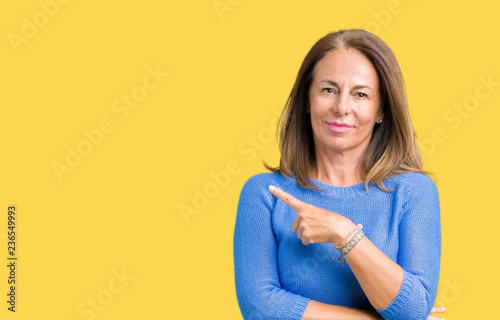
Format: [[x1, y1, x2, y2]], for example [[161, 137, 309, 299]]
[[309, 103, 327, 135], [356, 103, 380, 125], [309, 98, 329, 120]]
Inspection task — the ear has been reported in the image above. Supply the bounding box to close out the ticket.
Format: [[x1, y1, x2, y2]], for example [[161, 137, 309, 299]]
[[376, 100, 384, 122], [376, 113, 384, 124]]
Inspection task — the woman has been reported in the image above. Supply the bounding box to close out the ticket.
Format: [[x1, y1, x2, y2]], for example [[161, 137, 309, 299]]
[[233, 29, 444, 320]]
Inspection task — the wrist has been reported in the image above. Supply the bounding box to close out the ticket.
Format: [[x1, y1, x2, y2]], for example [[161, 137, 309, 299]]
[[331, 218, 357, 247]]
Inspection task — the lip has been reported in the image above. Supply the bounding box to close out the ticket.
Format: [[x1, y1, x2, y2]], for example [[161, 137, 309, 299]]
[[326, 121, 352, 133]]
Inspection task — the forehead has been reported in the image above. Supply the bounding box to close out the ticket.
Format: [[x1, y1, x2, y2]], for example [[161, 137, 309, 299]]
[[313, 49, 379, 87]]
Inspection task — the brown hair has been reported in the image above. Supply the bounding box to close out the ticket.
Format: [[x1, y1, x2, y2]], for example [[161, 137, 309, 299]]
[[266, 29, 426, 191]]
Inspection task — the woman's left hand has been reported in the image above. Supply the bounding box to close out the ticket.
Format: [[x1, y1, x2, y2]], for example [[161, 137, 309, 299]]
[[427, 306, 446, 320], [269, 185, 354, 246]]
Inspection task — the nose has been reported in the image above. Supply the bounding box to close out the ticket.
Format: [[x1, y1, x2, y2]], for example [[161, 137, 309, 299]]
[[332, 91, 350, 115]]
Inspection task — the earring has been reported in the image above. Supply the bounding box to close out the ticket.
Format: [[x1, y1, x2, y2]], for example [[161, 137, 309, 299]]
[[377, 119, 383, 124]]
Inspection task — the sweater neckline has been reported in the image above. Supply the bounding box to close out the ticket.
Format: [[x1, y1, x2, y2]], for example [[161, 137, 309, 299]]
[[309, 177, 368, 195]]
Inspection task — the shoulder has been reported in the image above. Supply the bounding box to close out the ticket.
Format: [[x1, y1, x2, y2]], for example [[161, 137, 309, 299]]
[[241, 172, 294, 192], [384, 172, 438, 194], [236, 173, 294, 216], [238, 173, 296, 207], [383, 172, 440, 208]]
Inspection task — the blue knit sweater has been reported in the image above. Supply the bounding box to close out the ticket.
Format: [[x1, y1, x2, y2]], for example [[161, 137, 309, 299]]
[[233, 172, 441, 320]]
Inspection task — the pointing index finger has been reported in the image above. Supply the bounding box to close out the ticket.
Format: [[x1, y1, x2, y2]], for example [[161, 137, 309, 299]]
[[269, 185, 306, 212]]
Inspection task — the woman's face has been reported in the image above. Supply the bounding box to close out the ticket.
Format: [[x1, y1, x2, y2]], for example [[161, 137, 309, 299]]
[[309, 48, 382, 156]]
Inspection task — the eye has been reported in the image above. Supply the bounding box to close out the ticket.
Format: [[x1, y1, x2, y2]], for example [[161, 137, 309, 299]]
[[322, 88, 335, 94], [355, 92, 368, 98]]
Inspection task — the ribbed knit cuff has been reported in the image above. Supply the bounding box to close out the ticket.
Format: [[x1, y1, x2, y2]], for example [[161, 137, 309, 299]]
[[377, 270, 414, 319], [283, 297, 310, 320]]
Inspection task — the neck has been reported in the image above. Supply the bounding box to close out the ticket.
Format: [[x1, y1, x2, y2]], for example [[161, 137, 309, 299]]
[[312, 148, 365, 187]]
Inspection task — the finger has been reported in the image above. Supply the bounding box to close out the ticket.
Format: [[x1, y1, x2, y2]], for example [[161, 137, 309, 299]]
[[426, 316, 444, 320], [295, 224, 304, 239], [291, 215, 302, 233], [430, 306, 446, 314], [302, 238, 312, 245], [269, 185, 306, 212]]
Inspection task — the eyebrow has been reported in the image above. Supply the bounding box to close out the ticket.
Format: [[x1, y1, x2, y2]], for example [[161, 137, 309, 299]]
[[319, 80, 373, 91]]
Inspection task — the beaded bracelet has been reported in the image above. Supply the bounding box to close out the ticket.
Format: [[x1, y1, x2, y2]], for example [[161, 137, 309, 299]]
[[339, 229, 364, 255], [336, 224, 362, 248], [332, 229, 365, 267]]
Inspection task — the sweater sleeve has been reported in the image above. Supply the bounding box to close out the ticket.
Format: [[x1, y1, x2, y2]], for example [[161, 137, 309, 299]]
[[233, 175, 310, 320], [377, 175, 441, 320]]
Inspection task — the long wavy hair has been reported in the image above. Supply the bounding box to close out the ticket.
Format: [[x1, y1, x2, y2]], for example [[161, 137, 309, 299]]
[[266, 29, 426, 191]]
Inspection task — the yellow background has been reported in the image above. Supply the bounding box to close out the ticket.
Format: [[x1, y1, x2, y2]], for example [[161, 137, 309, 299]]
[[1, 0, 498, 319]]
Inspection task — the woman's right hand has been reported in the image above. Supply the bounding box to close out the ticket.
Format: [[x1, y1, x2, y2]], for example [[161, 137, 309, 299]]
[[427, 306, 446, 320]]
